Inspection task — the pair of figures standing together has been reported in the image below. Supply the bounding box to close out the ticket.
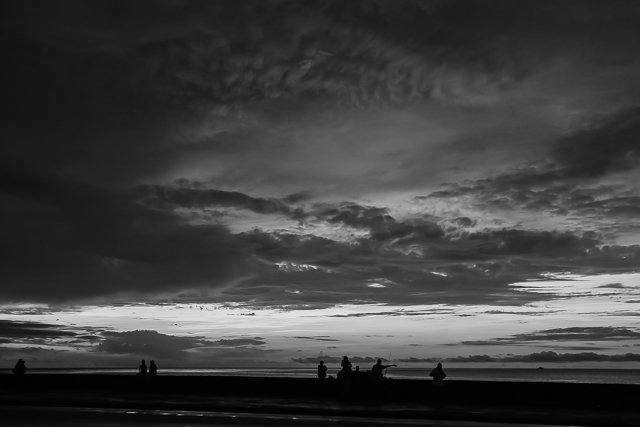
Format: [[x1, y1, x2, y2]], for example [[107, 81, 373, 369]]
[[138, 359, 157, 376]]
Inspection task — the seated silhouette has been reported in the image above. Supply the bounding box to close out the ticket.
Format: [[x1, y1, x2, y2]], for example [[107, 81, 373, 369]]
[[138, 359, 148, 376], [317, 360, 327, 379], [371, 359, 396, 380], [149, 360, 157, 376], [12, 359, 26, 375]]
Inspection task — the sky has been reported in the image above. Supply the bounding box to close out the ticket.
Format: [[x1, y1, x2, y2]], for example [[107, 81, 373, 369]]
[[2, 0, 640, 370]]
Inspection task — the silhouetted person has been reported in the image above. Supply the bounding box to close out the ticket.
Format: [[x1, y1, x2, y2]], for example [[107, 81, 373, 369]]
[[430, 362, 446, 387], [149, 360, 157, 376], [12, 359, 26, 375], [138, 359, 147, 376], [430, 362, 446, 406], [352, 365, 362, 381], [341, 356, 352, 373], [350, 365, 365, 397], [337, 356, 352, 380], [338, 356, 353, 399], [371, 359, 396, 380], [317, 360, 327, 379]]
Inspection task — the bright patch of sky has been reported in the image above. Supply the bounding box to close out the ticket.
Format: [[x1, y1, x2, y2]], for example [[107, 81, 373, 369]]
[[3, 273, 640, 368]]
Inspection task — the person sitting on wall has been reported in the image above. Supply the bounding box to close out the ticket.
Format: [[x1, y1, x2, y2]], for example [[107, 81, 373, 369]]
[[12, 359, 26, 375], [317, 360, 327, 379], [371, 359, 396, 380]]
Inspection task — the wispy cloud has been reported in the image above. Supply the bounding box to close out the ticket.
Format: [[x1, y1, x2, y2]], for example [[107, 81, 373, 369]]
[[460, 327, 640, 346]]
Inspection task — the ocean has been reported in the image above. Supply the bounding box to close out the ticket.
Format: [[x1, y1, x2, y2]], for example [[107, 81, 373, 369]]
[[19, 367, 640, 384]]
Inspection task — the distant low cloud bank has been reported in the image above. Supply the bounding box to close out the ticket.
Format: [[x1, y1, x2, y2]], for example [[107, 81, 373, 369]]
[[399, 351, 640, 363]]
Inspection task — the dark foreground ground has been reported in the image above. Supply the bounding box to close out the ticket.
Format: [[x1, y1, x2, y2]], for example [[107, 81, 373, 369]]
[[1, 375, 639, 426]]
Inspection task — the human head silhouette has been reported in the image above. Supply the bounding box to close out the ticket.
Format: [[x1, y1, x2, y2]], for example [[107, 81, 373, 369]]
[[437, 363, 442, 368], [319, 361, 324, 365], [376, 359, 382, 365]]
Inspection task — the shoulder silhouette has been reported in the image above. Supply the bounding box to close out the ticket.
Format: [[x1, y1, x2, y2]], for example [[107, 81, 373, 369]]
[[429, 362, 446, 386]]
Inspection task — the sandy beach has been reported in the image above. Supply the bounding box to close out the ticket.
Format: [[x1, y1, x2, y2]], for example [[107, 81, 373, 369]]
[[2, 374, 639, 426]]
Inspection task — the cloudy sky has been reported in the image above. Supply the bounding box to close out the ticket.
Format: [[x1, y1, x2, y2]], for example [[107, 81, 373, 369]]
[[3, 0, 640, 370]]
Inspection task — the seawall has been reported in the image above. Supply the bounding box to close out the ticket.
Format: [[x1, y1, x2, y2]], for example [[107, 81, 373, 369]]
[[2, 374, 639, 410]]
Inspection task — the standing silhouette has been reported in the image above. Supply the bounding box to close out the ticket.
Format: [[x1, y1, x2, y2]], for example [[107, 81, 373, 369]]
[[429, 362, 446, 386], [149, 360, 157, 376], [430, 362, 447, 406], [338, 356, 353, 399], [338, 356, 352, 379], [341, 356, 352, 372], [317, 360, 327, 379], [138, 359, 148, 376]]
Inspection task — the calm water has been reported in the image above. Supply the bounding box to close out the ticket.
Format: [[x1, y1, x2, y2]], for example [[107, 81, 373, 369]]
[[18, 367, 640, 384]]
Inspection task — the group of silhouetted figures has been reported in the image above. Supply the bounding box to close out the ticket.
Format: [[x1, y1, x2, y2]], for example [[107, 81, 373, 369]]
[[11, 358, 158, 379], [11, 356, 446, 400], [317, 357, 397, 381], [317, 357, 446, 394]]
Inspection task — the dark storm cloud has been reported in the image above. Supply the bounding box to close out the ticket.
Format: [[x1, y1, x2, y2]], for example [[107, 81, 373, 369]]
[[0, 320, 77, 338], [0, 307, 67, 316], [550, 108, 640, 179], [291, 336, 339, 342], [240, 229, 367, 265], [214, 338, 266, 346], [221, 202, 640, 307], [4, 0, 640, 309], [327, 308, 455, 318], [96, 330, 266, 360], [431, 229, 600, 259], [460, 327, 640, 346], [0, 319, 107, 348], [96, 330, 220, 360], [227, 229, 552, 307], [2, 0, 592, 188], [596, 283, 626, 289], [225, 220, 640, 308], [481, 310, 560, 316], [134, 183, 295, 216], [312, 202, 444, 243], [0, 168, 252, 302], [0, 346, 62, 358], [426, 108, 640, 235]]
